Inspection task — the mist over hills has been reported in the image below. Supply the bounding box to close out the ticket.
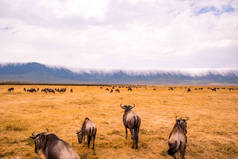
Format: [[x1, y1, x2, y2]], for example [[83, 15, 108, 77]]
[[0, 62, 238, 85]]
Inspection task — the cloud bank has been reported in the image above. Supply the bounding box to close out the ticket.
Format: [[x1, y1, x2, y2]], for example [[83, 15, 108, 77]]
[[0, 0, 238, 70]]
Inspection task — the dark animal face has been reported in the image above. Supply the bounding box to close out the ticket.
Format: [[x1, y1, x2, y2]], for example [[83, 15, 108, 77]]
[[76, 131, 83, 144], [120, 104, 135, 112], [176, 118, 188, 132], [30, 133, 47, 153]]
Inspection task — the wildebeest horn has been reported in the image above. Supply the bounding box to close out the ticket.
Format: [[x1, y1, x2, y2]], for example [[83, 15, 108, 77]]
[[43, 128, 49, 134]]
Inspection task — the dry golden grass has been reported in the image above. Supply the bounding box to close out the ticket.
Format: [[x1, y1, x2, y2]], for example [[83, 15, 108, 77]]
[[0, 85, 238, 159]]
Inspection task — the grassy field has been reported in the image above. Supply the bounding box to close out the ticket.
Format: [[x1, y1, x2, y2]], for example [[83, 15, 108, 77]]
[[0, 85, 238, 159]]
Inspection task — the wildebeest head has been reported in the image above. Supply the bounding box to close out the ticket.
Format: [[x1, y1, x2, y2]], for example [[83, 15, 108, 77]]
[[76, 131, 83, 144], [120, 104, 135, 112], [175, 117, 189, 134], [30, 129, 48, 153]]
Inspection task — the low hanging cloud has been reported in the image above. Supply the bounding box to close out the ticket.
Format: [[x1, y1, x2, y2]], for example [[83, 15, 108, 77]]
[[0, 0, 237, 70]]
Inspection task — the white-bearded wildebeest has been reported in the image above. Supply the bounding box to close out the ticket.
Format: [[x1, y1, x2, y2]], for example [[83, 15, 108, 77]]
[[120, 104, 141, 149], [8, 87, 14, 92], [30, 129, 80, 159], [168, 117, 189, 159], [76, 117, 97, 149]]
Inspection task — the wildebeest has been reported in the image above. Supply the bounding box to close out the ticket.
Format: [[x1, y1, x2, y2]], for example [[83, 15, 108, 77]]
[[128, 87, 132, 91], [110, 89, 113, 93], [41, 88, 55, 93], [211, 88, 216, 92], [8, 87, 14, 92], [115, 88, 120, 93], [55, 88, 66, 93], [30, 129, 80, 159], [187, 88, 191, 92], [168, 87, 175, 91], [168, 117, 189, 159], [70, 89, 73, 93], [27, 88, 37, 93], [105, 88, 109, 91], [120, 104, 141, 149], [76, 117, 97, 149]]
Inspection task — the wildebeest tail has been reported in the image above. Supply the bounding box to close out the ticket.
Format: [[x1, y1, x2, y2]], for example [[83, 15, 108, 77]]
[[133, 116, 141, 129], [133, 116, 140, 143], [168, 140, 179, 156]]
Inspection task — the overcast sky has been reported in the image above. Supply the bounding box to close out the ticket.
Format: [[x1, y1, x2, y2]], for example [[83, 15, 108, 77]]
[[0, 0, 238, 70]]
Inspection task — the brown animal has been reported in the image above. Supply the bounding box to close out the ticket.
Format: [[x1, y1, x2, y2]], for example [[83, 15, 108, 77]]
[[168, 117, 189, 159], [8, 87, 14, 92], [30, 129, 80, 159], [76, 117, 97, 149], [120, 104, 141, 149]]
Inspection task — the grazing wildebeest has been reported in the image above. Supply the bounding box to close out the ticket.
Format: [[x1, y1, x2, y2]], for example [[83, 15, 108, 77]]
[[8, 87, 14, 92], [120, 104, 141, 149], [128, 87, 132, 91], [30, 129, 80, 159], [27, 88, 37, 93], [55, 88, 66, 93], [24, 88, 26, 92], [168, 117, 189, 159], [110, 89, 113, 93], [41, 88, 55, 93], [76, 117, 97, 149], [211, 88, 216, 92], [168, 87, 174, 91], [187, 88, 191, 92], [105, 88, 109, 91], [70, 89, 73, 93], [115, 88, 120, 93]]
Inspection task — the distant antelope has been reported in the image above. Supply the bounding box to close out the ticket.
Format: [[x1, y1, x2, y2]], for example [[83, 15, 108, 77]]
[[187, 88, 191, 92], [120, 104, 141, 149], [76, 117, 97, 149], [8, 87, 14, 92], [168, 117, 189, 159]]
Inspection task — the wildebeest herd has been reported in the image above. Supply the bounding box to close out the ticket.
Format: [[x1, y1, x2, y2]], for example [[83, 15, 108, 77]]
[[7, 86, 238, 94], [8, 87, 72, 94], [5, 85, 238, 159], [29, 103, 188, 159]]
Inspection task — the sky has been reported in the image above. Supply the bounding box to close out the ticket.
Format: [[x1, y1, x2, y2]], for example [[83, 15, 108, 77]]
[[0, 0, 238, 70]]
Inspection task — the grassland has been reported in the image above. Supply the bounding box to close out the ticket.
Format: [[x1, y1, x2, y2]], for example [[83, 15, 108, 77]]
[[0, 85, 238, 159]]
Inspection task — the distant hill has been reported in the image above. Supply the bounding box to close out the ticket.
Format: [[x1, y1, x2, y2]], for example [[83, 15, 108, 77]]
[[0, 62, 238, 85]]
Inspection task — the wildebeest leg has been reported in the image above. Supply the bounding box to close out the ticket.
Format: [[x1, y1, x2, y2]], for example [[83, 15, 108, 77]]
[[83, 134, 86, 144], [129, 129, 134, 140], [125, 127, 128, 139], [87, 135, 92, 148], [180, 144, 185, 159], [134, 128, 139, 149], [92, 134, 96, 149]]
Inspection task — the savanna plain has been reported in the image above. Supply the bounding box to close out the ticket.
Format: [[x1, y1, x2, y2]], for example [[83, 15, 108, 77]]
[[0, 85, 238, 159]]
